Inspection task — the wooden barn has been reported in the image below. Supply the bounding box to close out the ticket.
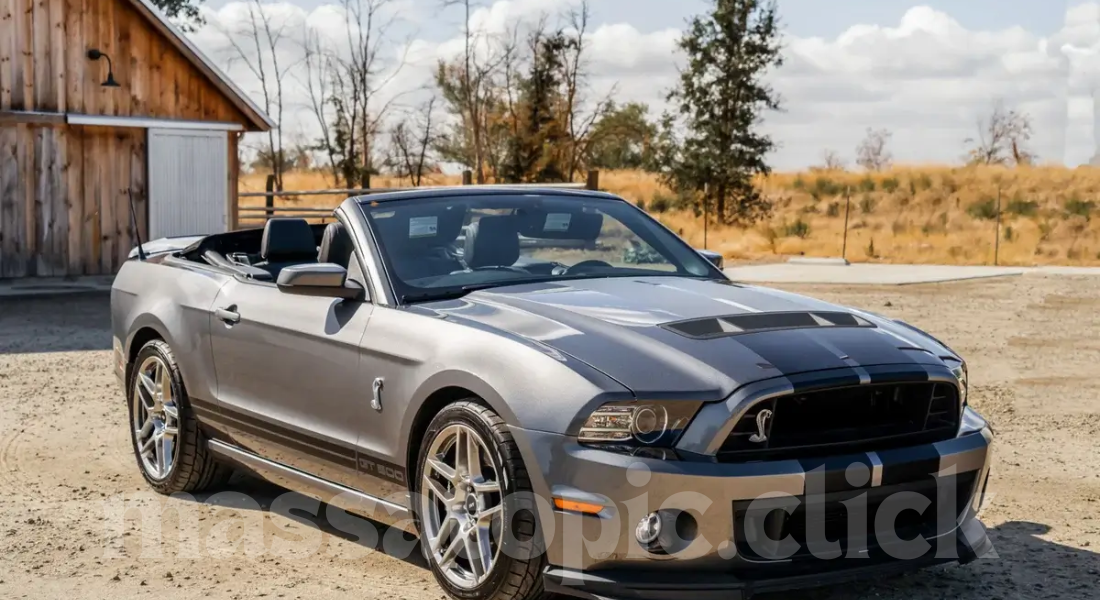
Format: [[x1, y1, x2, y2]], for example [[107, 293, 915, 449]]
[[0, 0, 272, 278]]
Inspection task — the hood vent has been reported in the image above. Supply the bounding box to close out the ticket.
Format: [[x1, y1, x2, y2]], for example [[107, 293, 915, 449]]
[[661, 311, 876, 340]]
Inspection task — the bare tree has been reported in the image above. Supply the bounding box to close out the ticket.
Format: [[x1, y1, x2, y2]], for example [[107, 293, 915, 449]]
[[556, 1, 614, 181], [820, 148, 846, 171], [388, 97, 440, 186], [856, 127, 893, 172], [216, 0, 300, 189], [438, 0, 510, 183], [965, 100, 1034, 166], [299, 0, 410, 188]]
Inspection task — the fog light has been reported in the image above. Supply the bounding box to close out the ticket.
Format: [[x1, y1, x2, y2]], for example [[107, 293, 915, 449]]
[[635, 512, 662, 546]]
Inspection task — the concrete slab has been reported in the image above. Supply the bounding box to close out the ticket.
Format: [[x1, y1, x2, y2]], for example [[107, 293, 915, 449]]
[[0, 276, 114, 299], [724, 263, 1028, 285]]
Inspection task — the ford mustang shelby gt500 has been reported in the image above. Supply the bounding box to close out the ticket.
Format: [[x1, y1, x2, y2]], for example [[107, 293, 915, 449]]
[[112, 187, 993, 600]]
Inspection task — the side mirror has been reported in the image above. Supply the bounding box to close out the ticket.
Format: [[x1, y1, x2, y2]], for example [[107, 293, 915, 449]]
[[276, 263, 363, 300], [696, 249, 724, 269]]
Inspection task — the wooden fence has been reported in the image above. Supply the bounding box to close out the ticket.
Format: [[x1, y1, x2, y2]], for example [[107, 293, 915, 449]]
[[235, 170, 601, 228]]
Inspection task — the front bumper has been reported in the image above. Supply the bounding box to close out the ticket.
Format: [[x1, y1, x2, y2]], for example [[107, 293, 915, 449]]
[[543, 517, 993, 600], [509, 424, 994, 590]]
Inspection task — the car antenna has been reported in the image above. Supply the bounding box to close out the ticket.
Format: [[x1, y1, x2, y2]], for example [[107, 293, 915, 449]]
[[128, 187, 147, 261]]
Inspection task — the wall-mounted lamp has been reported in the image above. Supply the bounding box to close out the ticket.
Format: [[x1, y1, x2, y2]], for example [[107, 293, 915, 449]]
[[86, 49, 120, 87]]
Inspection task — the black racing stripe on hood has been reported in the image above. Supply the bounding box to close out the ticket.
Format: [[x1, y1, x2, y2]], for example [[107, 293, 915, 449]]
[[731, 329, 856, 375]]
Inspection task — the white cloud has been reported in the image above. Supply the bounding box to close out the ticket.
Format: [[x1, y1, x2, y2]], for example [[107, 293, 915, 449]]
[[190, 1, 1100, 169]]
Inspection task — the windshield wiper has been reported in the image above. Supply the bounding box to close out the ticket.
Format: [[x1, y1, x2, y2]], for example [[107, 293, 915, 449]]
[[401, 283, 505, 304]]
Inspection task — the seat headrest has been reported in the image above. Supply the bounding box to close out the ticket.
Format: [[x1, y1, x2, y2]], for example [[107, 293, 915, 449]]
[[464, 216, 519, 269], [372, 206, 467, 251], [318, 222, 355, 268], [261, 218, 317, 262]]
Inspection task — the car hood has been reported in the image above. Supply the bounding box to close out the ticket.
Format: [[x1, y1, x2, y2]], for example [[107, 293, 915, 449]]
[[423, 276, 959, 399]]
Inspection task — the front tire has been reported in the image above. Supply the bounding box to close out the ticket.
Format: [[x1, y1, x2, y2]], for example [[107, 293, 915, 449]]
[[414, 401, 546, 600], [128, 339, 230, 494]]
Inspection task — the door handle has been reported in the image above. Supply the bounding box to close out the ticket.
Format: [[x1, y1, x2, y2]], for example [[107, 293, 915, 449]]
[[215, 306, 241, 324]]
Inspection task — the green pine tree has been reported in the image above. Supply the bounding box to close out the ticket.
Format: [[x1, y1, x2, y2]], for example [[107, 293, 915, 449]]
[[655, 0, 784, 225]]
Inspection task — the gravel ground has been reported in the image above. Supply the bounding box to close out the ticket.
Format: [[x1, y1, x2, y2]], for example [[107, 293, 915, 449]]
[[1, 275, 1098, 599]]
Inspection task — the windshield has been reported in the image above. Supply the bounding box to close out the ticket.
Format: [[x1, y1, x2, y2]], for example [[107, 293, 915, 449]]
[[359, 193, 721, 302]]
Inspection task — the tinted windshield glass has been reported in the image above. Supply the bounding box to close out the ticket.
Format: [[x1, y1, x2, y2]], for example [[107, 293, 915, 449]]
[[360, 194, 719, 302]]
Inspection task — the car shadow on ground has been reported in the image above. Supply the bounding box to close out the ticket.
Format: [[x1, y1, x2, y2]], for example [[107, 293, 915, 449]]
[[192, 473, 429, 571], [181, 469, 1100, 600], [768, 521, 1100, 600], [0, 294, 112, 354]]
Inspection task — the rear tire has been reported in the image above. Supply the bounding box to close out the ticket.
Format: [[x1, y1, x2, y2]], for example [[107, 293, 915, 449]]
[[413, 400, 547, 600], [128, 339, 231, 495]]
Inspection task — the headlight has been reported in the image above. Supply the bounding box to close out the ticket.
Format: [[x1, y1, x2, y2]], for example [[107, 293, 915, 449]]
[[950, 362, 968, 406], [578, 401, 703, 448]]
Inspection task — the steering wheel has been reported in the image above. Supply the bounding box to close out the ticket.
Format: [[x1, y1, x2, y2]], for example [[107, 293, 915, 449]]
[[564, 260, 613, 274]]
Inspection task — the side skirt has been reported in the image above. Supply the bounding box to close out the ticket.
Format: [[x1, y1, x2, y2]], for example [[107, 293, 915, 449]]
[[208, 440, 418, 536]]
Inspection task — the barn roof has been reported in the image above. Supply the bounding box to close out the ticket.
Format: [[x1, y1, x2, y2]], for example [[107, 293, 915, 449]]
[[128, 0, 275, 131]]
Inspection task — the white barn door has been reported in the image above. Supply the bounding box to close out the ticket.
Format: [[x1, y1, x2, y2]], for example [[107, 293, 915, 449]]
[[148, 129, 229, 239]]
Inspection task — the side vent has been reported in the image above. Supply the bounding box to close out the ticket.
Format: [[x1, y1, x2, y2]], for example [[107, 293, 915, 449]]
[[662, 311, 877, 340]]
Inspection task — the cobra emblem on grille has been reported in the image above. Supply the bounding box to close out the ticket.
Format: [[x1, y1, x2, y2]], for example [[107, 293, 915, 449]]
[[749, 409, 772, 443]]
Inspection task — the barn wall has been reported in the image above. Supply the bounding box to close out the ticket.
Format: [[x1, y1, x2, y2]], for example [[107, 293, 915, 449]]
[[0, 124, 146, 277], [0, 0, 248, 123]]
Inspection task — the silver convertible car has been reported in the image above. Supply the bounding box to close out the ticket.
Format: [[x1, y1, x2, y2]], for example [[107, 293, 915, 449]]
[[112, 188, 994, 600]]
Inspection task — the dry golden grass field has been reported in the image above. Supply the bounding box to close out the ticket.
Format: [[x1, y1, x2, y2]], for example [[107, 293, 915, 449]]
[[240, 166, 1100, 266]]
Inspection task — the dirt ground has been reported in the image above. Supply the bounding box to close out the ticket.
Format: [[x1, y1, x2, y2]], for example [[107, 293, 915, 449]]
[[1, 275, 1098, 600]]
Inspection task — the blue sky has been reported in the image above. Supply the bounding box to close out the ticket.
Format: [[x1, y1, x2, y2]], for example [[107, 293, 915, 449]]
[[193, 1, 1100, 168]]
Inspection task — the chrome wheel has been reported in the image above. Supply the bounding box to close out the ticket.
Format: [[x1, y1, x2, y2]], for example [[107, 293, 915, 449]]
[[131, 355, 179, 480], [420, 423, 505, 589]]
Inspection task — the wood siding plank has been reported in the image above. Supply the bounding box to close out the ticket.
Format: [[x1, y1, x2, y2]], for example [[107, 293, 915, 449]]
[[65, 124, 83, 274], [14, 0, 33, 110], [18, 124, 33, 275], [32, 0, 49, 110], [1, 0, 13, 110], [49, 0, 64, 112], [31, 126, 46, 275], [84, 126, 99, 273], [0, 126, 21, 277], [63, 0, 84, 114]]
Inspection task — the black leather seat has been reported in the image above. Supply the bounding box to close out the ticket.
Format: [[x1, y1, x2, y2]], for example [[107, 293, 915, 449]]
[[318, 222, 355, 269], [464, 216, 520, 269], [254, 218, 318, 278]]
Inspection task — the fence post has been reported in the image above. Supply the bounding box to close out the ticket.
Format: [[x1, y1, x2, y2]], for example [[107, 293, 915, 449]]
[[702, 184, 708, 250], [586, 169, 599, 191], [994, 185, 1002, 266], [265, 174, 276, 220], [462, 170, 473, 186], [841, 187, 851, 261]]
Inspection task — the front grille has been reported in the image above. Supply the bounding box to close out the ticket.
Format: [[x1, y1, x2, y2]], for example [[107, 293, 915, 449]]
[[731, 471, 978, 566], [719, 382, 960, 462]]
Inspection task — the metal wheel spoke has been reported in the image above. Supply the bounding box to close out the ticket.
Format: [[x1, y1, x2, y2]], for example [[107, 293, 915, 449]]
[[462, 526, 488, 580], [424, 476, 453, 503], [137, 372, 157, 409], [471, 479, 499, 494], [158, 363, 171, 404], [430, 515, 458, 554], [158, 434, 169, 475], [438, 530, 465, 569], [478, 503, 503, 524], [139, 434, 156, 455], [163, 403, 178, 421], [464, 434, 482, 480], [427, 456, 457, 483], [473, 523, 494, 578], [136, 417, 154, 439]]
